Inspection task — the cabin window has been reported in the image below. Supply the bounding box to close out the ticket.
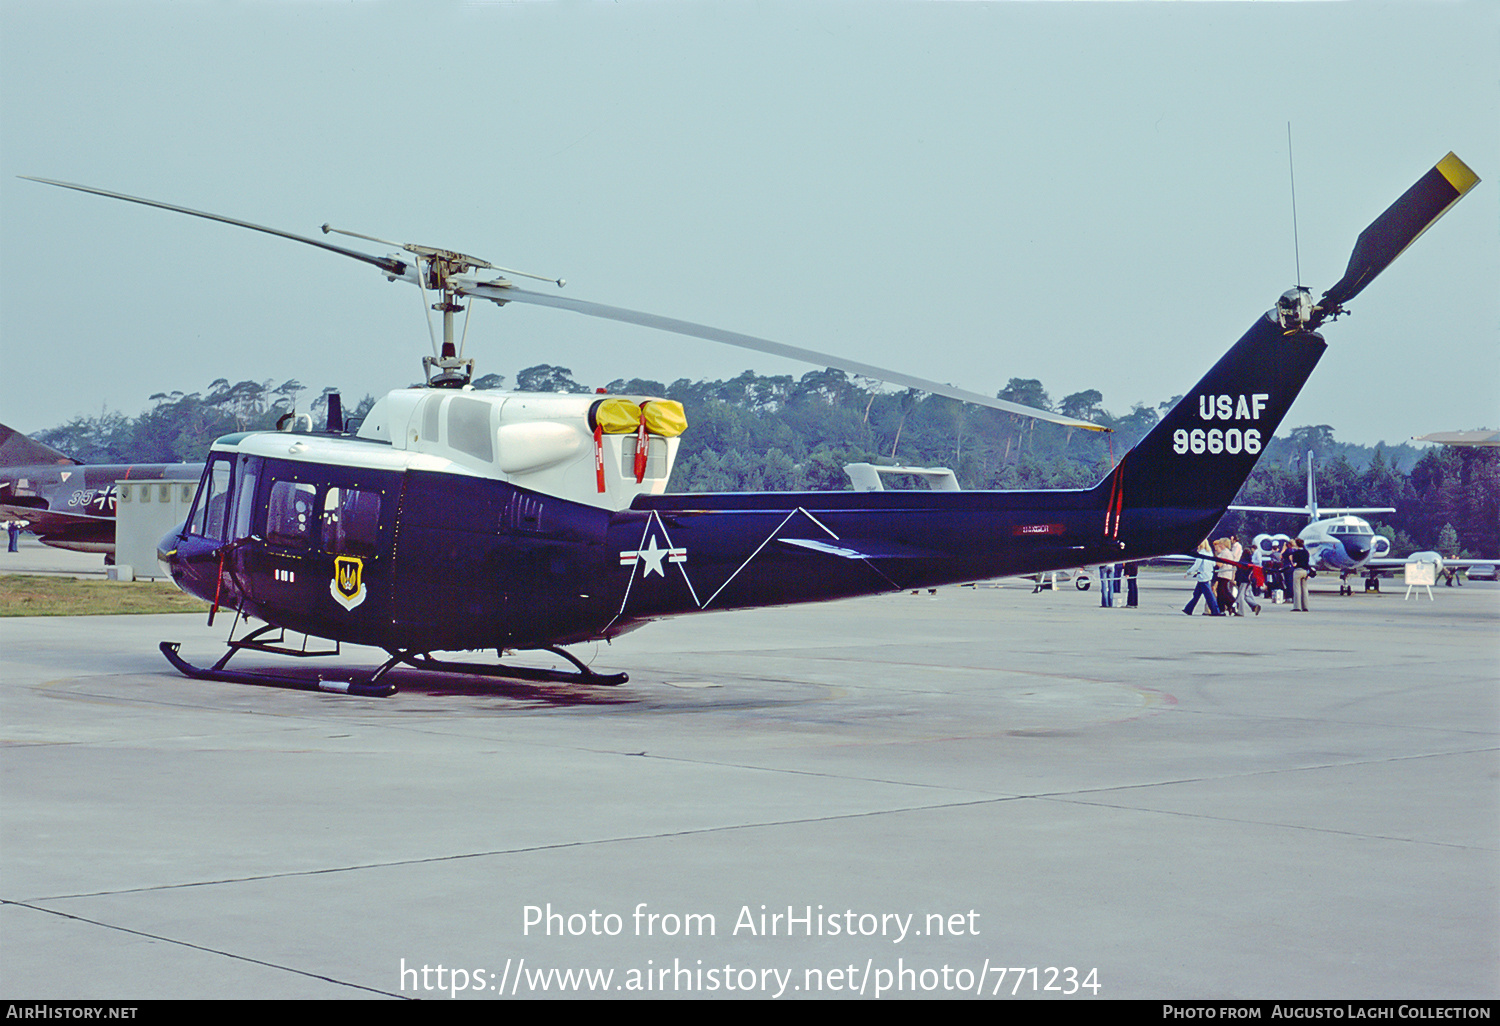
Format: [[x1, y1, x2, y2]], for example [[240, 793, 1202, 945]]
[[447, 396, 494, 462], [266, 479, 318, 549], [421, 393, 443, 443], [321, 487, 382, 557]]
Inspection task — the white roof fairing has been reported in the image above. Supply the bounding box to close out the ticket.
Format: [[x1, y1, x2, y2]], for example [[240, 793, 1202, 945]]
[[212, 430, 485, 477], [214, 387, 684, 510]]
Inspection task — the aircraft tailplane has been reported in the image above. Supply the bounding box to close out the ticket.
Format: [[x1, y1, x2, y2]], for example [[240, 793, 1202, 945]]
[[1227, 452, 1395, 522], [0, 424, 80, 468]]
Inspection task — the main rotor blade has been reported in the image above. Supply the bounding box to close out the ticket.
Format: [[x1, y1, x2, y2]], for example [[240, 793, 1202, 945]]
[[21, 177, 410, 278], [1319, 153, 1479, 311], [467, 282, 1108, 431]]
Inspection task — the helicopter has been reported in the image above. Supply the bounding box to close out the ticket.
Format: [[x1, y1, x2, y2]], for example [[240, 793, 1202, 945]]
[[23, 153, 1478, 697]]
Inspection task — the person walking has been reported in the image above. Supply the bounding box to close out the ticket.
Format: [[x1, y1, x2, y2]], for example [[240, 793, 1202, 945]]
[[6, 521, 18, 553], [1250, 539, 1268, 599], [1235, 556, 1262, 616], [1270, 539, 1292, 603], [1262, 541, 1279, 603], [1227, 535, 1245, 613], [1183, 541, 1224, 616], [1290, 538, 1312, 611], [1213, 538, 1237, 614]]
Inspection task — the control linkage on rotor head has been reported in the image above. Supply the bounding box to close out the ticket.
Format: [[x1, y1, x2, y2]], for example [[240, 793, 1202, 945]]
[[1276, 287, 1315, 331], [319, 224, 566, 387]]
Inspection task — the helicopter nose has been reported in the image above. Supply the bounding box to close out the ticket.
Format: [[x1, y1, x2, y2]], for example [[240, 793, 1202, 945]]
[[157, 522, 186, 586]]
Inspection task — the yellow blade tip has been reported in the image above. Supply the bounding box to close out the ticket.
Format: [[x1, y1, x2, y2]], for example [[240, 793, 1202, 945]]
[[1436, 152, 1480, 195]]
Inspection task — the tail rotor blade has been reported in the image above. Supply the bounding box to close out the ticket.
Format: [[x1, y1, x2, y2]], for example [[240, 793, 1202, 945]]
[[1319, 152, 1479, 312]]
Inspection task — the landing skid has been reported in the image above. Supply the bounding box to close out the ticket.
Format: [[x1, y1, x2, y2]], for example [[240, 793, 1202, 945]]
[[160, 641, 397, 697], [159, 633, 627, 697], [393, 648, 629, 687]]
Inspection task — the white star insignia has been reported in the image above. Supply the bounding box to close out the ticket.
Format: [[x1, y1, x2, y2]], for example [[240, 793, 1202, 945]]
[[638, 536, 669, 577], [619, 534, 688, 578]]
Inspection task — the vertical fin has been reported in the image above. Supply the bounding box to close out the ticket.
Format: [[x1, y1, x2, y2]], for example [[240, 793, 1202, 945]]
[[1306, 451, 1318, 521], [1103, 313, 1326, 516], [0, 423, 82, 467]]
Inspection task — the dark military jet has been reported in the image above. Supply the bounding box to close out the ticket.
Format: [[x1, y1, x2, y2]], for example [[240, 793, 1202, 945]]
[[0, 423, 201, 556]]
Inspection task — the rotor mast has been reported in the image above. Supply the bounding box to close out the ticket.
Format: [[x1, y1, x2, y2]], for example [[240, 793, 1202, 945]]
[[416, 245, 483, 388], [320, 225, 566, 387]]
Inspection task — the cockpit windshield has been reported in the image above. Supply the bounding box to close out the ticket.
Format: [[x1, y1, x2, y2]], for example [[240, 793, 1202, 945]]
[[184, 452, 262, 543], [187, 457, 232, 541]]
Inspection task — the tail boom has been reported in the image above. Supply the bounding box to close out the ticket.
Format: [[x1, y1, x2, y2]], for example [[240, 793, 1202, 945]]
[[608, 311, 1325, 626]]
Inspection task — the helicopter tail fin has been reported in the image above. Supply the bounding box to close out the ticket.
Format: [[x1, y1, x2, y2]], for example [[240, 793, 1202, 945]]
[[1103, 313, 1325, 518], [0, 424, 81, 468]]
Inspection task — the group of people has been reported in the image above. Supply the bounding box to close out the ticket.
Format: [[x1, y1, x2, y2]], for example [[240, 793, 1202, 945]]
[[1096, 562, 1139, 608], [1184, 534, 1312, 616]]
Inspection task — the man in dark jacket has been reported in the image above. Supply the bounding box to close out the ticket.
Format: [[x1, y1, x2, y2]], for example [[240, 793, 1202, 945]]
[[1290, 539, 1312, 611]]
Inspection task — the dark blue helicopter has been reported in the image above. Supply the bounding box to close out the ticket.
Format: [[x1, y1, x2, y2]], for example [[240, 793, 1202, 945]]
[[24, 154, 1478, 696]]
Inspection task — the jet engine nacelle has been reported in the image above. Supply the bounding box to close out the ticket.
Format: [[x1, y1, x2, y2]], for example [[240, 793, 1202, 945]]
[[1253, 532, 1292, 554]]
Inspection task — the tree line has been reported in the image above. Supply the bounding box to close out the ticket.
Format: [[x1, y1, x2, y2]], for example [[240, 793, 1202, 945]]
[[31, 366, 1498, 557]]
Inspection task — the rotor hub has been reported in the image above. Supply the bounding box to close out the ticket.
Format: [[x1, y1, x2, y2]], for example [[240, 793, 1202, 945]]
[[1276, 287, 1314, 330]]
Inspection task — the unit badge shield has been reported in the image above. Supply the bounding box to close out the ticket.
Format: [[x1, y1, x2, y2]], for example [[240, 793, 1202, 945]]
[[331, 555, 367, 611]]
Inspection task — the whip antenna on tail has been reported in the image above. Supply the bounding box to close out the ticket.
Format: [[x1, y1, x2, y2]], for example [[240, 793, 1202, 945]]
[[1288, 122, 1303, 289]]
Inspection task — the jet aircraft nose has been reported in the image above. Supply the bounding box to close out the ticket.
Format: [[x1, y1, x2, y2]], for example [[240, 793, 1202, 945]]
[[1342, 537, 1371, 562]]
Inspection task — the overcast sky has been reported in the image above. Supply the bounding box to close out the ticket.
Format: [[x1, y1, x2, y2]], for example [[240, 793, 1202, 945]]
[[2, 0, 1495, 451]]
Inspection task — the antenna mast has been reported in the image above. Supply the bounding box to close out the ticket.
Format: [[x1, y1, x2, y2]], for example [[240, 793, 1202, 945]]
[[1287, 122, 1303, 288], [1274, 122, 1317, 331]]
